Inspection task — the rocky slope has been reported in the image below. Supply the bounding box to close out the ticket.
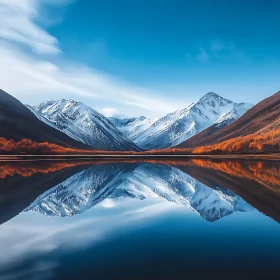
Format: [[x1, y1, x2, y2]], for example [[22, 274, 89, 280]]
[[27, 99, 141, 151], [114, 92, 252, 150], [0, 89, 88, 149], [178, 91, 280, 148]]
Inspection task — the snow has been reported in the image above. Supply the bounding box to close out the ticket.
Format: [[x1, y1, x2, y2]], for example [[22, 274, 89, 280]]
[[109, 116, 157, 141], [27, 99, 141, 151], [25, 163, 254, 222], [26, 92, 252, 151], [112, 92, 253, 150]]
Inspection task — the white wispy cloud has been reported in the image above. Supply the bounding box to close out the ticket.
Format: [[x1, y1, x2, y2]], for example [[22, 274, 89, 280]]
[[187, 39, 245, 63], [0, 198, 178, 278], [0, 0, 182, 117], [196, 48, 210, 62], [100, 108, 126, 118], [0, 0, 60, 54]]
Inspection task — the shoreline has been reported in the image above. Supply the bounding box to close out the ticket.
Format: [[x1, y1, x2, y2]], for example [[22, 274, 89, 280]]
[[0, 153, 280, 161]]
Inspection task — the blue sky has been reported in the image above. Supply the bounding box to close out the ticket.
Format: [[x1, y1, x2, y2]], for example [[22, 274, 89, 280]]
[[0, 0, 279, 117]]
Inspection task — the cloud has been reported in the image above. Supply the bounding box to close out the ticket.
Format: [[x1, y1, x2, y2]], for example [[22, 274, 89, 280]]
[[196, 48, 210, 62], [0, 0, 61, 54], [0, 43, 179, 116], [187, 39, 245, 63], [0, 198, 178, 273], [99, 108, 126, 118], [0, 0, 182, 117]]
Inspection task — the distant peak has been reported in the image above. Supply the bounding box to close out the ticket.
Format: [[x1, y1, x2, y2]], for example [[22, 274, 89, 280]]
[[35, 99, 56, 109], [61, 98, 80, 104], [45, 99, 55, 103], [197, 92, 233, 104], [202, 92, 221, 99], [138, 116, 146, 121]]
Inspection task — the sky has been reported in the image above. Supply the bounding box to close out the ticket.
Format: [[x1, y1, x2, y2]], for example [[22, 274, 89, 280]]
[[0, 0, 279, 118]]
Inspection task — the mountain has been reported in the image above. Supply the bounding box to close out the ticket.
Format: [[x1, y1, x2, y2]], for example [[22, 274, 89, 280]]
[[109, 116, 157, 142], [178, 90, 280, 149], [26, 163, 253, 222], [27, 99, 141, 151], [0, 89, 88, 149], [0, 161, 91, 225], [128, 92, 252, 150]]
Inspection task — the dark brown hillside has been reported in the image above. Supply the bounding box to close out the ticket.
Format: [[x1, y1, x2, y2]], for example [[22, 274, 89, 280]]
[[178, 91, 280, 148], [0, 161, 93, 225], [0, 89, 90, 149]]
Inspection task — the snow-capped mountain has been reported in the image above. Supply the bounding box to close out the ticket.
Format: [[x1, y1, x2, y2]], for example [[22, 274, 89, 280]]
[[130, 92, 252, 150], [109, 116, 157, 142], [26, 163, 254, 222], [25, 93, 251, 151], [0, 89, 88, 149], [214, 102, 252, 128], [27, 99, 140, 151]]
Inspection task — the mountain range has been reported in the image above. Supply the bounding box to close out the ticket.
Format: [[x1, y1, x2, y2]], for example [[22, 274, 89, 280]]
[[1, 159, 279, 225], [25, 163, 253, 222], [178, 90, 280, 152], [123, 92, 252, 149], [0, 89, 88, 149], [109, 116, 156, 143], [2, 87, 279, 153], [27, 99, 140, 151], [24, 92, 252, 151]]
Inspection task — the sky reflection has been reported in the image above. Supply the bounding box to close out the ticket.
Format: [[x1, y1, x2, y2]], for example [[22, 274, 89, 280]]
[[0, 159, 279, 279]]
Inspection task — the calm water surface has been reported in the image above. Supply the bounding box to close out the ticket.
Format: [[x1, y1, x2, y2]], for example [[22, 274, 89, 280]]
[[0, 159, 279, 279]]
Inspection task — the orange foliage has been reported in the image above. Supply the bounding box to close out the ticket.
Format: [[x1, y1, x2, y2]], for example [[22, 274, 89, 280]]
[[1, 128, 280, 156], [0, 138, 84, 154], [0, 161, 91, 178], [188, 159, 280, 193], [140, 147, 193, 155], [191, 129, 280, 154], [149, 129, 280, 155], [0, 160, 137, 179], [0, 138, 116, 155]]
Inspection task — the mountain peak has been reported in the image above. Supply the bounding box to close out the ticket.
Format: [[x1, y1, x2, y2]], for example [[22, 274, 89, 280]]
[[137, 116, 146, 121], [200, 92, 229, 101], [133, 91, 251, 150], [30, 98, 141, 151], [204, 92, 220, 98], [59, 99, 82, 106], [195, 92, 233, 109]]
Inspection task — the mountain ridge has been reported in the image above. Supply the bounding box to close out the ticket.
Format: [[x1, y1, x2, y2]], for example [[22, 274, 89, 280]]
[[0, 89, 89, 149], [109, 115, 157, 142], [27, 99, 141, 151], [178, 90, 280, 149], [25, 163, 253, 222], [112, 92, 252, 150]]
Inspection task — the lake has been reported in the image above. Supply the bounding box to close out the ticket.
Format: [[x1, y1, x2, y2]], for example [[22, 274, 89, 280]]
[[0, 159, 279, 280]]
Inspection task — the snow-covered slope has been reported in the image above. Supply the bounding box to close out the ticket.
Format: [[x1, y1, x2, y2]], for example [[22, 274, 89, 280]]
[[26, 163, 254, 222], [27, 100, 140, 151], [132, 92, 252, 150], [214, 102, 252, 129], [109, 116, 157, 142], [26, 93, 251, 151], [0, 89, 88, 149]]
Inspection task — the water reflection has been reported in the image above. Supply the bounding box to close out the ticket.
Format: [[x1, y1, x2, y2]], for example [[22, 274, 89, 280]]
[[1, 159, 280, 223], [24, 162, 254, 222], [0, 159, 279, 279]]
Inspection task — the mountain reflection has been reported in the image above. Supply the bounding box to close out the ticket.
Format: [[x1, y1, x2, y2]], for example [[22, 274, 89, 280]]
[[1, 159, 279, 223], [24, 162, 253, 221], [174, 159, 280, 222]]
